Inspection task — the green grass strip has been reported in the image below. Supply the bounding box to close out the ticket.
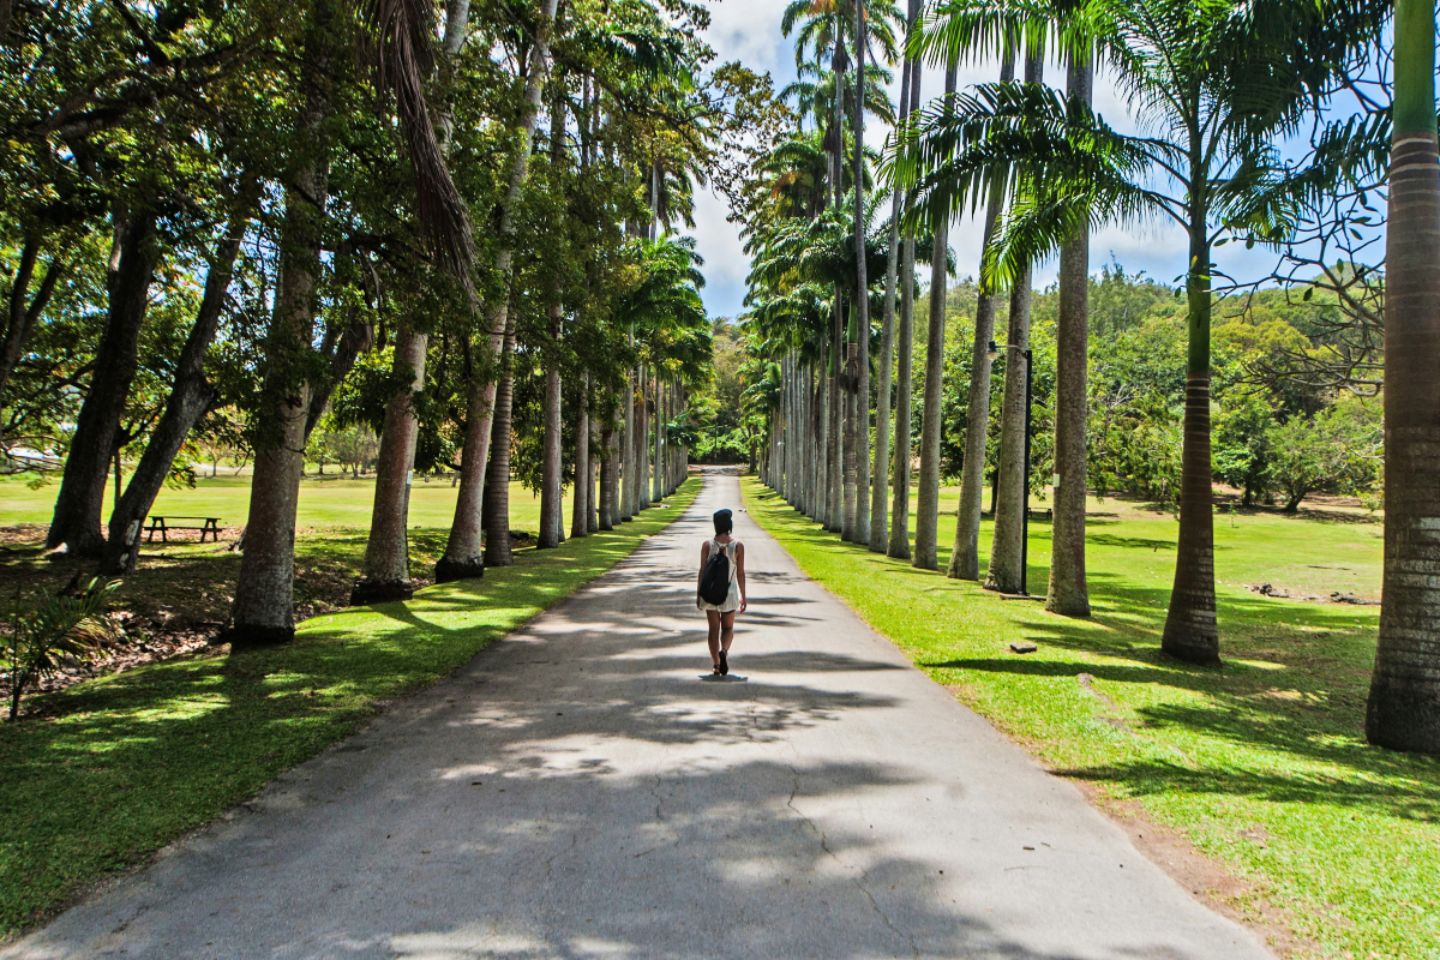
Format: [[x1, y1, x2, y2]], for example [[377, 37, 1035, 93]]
[[742, 477, 1439, 960], [0, 479, 698, 937]]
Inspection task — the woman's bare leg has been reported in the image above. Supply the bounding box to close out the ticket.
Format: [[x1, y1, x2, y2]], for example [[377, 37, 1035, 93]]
[[720, 611, 736, 654], [706, 610, 722, 667]]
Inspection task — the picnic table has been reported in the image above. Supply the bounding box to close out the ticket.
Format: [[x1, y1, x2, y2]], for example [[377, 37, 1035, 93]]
[[146, 515, 222, 543]]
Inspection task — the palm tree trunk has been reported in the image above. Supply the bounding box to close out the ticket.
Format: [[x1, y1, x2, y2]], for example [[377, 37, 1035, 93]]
[[914, 59, 960, 570], [637, 366, 650, 510], [888, 42, 922, 561], [1368, 0, 1440, 753], [1161, 211, 1219, 663], [538, 300, 564, 548], [843, 318, 859, 541], [852, 0, 871, 547], [620, 366, 635, 520], [436, 0, 558, 581], [599, 418, 617, 530], [1046, 54, 1094, 616], [484, 309, 518, 567], [831, 299, 846, 532], [871, 0, 918, 553], [985, 266, 1032, 593], [950, 51, 1014, 581], [227, 18, 334, 647], [571, 372, 590, 539], [984, 53, 1041, 594], [47, 209, 160, 557], [353, 324, 427, 603], [653, 372, 664, 503]]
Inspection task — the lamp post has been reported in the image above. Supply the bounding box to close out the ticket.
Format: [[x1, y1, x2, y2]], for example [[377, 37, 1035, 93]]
[[988, 339, 1033, 596]]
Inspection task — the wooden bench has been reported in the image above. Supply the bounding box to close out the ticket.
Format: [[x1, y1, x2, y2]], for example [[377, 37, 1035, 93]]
[[146, 515, 222, 543]]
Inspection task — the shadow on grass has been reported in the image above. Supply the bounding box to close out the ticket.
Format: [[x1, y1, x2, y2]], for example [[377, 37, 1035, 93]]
[[0, 483, 702, 937], [746, 479, 1440, 822]]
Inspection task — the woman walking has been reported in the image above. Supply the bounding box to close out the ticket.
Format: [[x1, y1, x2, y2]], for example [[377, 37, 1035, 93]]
[[697, 507, 747, 675]]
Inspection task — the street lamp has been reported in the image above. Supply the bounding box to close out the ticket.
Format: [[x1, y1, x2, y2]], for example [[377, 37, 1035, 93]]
[[988, 339, 1033, 596]]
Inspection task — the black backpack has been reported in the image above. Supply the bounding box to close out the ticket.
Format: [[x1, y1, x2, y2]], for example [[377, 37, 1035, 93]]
[[699, 540, 732, 605]]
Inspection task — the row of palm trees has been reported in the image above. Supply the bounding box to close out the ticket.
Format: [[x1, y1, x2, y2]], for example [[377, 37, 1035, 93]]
[[13, 1, 715, 647], [745, 0, 1437, 754]]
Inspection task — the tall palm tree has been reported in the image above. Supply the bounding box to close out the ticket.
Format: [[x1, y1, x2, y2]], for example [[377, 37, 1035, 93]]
[[436, 0, 559, 583], [896, 0, 1379, 659], [1046, 50, 1094, 615], [887, 9, 923, 562], [948, 47, 1012, 582], [850, 0, 872, 546], [912, 57, 959, 571], [983, 50, 1041, 596], [355, 0, 476, 601], [1368, 0, 1440, 754], [871, 0, 922, 553]]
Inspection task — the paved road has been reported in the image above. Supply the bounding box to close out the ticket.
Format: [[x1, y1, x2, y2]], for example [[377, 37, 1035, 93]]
[[5, 471, 1273, 960]]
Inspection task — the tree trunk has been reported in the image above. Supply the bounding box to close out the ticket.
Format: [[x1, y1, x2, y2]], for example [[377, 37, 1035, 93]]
[[539, 86, 566, 550], [538, 299, 564, 548], [1046, 55, 1093, 615], [621, 365, 635, 520], [599, 419, 617, 530], [984, 53, 1042, 594], [484, 309, 518, 567], [914, 61, 960, 571], [985, 269, 1032, 593], [852, 0, 871, 547], [652, 373, 664, 503], [571, 372, 590, 538], [102, 185, 257, 575], [227, 17, 334, 648], [828, 299, 844, 531], [0, 235, 65, 411], [352, 324, 428, 603], [47, 210, 159, 556], [1368, 0, 1440, 754], [436, 0, 558, 581], [599, 420, 616, 532], [889, 43, 923, 561], [1161, 215, 1219, 664], [638, 368, 651, 510], [843, 327, 859, 541], [950, 51, 1015, 581], [871, 0, 919, 553]]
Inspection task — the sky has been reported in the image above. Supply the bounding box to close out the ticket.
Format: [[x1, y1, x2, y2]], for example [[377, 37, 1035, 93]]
[[691, 0, 1295, 321]]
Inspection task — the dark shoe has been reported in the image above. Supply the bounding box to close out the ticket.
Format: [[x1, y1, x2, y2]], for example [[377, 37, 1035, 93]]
[[712, 663, 722, 676], [719, 650, 729, 676]]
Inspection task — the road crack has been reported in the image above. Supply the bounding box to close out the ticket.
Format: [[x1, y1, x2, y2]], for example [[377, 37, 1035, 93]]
[[786, 767, 919, 958]]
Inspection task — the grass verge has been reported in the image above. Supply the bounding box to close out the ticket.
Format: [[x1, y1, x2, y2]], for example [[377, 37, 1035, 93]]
[[742, 477, 1438, 960], [0, 479, 698, 938]]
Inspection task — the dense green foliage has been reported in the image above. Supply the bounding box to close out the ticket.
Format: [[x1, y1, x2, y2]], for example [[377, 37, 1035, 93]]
[[905, 264, 1384, 512]]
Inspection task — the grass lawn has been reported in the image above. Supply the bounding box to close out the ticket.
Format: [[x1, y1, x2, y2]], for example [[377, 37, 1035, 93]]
[[743, 477, 1438, 960], [0, 470, 559, 532], [0, 472, 576, 643], [0, 478, 698, 939]]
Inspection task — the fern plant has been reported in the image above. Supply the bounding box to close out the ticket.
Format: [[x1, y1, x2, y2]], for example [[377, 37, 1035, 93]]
[[3, 578, 120, 720]]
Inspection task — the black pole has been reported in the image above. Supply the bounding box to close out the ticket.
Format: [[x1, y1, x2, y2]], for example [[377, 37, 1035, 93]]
[[1021, 347, 1032, 596]]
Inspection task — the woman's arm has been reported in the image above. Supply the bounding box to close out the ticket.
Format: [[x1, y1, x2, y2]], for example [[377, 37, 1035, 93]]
[[736, 542, 747, 613], [697, 541, 710, 607]]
